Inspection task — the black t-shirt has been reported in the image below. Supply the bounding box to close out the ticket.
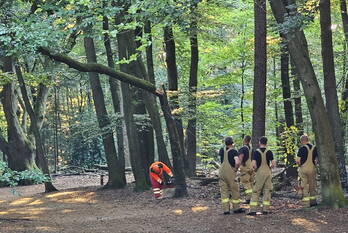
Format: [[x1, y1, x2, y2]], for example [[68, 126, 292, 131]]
[[297, 143, 318, 165], [252, 148, 274, 169], [219, 147, 239, 168], [238, 145, 251, 164]]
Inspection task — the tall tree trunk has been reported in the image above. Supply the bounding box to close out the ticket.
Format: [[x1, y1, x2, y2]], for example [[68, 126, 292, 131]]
[[144, 21, 155, 84], [115, 19, 150, 190], [159, 86, 187, 197], [0, 57, 37, 172], [269, 0, 347, 207], [83, 36, 126, 189], [185, 10, 199, 177], [163, 26, 185, 156], [280, 43, 297, 178], [102, 12, 125, 179], [144, 21, 171, 167], [291, 61, 304, 136], [340, 0, 348, 42], [252, 0, 267, 148], [320, 0, 348, 190], [14, 61, 57, 192], [280, 45, 294, 127]]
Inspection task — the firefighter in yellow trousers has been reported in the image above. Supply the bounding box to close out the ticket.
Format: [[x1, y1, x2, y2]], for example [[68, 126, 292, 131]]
[[219, 137, 245, 214], [296, 135, 318, 207], [248, 136, 275, 215], [238, 135, 255, 204]]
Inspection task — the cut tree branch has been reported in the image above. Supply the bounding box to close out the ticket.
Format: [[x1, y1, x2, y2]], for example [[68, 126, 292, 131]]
[[38, 47, 159, 96]]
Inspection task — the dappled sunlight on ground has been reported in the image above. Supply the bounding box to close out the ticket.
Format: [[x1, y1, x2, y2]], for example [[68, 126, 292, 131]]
[[291, 218, 320, 232], [172, 209, 184, 215], [9, 197, 34, 206], [45, 191, 82, 199], [191, 206, 209, 213], [35, 226, 58, 231]]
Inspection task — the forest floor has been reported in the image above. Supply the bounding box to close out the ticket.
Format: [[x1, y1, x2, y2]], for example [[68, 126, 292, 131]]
[[0, 174, 347, 233]]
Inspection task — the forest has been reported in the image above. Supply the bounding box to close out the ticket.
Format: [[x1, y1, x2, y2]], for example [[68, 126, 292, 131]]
[[0, 0, 348, 232]]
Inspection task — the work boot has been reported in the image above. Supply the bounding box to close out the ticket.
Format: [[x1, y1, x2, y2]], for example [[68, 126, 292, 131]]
[[310, 200, 318, 207], [247, 211, 257, 216], [233, 208, 246, 214]]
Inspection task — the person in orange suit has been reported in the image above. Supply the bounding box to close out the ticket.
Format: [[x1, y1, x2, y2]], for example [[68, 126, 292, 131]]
[[149, 161, 174, 199]]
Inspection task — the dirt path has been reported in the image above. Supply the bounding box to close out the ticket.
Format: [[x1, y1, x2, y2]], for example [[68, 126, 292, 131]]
[[0, 176, 347, 233]]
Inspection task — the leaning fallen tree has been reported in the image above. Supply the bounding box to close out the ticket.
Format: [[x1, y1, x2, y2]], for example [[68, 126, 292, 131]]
[[39, 47, 188, 197]]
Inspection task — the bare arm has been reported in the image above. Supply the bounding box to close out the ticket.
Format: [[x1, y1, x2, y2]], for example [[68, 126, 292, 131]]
[[252, 160, 257, 170], [271, 160, 276, 169], [238, 153, 244, 164], [234, 156, 240, 169]]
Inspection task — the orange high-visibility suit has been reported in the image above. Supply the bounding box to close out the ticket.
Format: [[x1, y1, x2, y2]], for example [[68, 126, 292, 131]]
[[149, 162, 173, 199]]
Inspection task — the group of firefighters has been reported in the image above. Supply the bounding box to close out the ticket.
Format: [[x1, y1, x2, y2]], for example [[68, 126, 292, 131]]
[[148, 134, 318, 216]]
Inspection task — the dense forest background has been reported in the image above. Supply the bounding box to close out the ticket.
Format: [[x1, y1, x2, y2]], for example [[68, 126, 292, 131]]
[[0, 0, 347, 205]]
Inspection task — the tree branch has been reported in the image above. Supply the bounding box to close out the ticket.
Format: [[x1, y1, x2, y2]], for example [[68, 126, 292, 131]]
[[38, 47, 160, 96]]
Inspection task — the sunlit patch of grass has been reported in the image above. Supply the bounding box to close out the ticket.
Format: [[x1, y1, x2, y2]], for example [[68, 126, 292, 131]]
[[191, 206, 209, 213], [291, 218, 319, 232], [9, 197, 34, 206], [172, 209, 183, 215], [28, 199, 44, 206]]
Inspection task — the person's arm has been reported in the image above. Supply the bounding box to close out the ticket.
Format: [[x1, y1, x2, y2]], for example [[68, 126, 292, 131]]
[[296, 147, 304, 166], [162, 163, 173, 177], [269, 151, 276, 169], [313, 146, 319, 165], [252, 160, 257, 170], [238, 147, 245, 165], [234, 156, 240, 169], [271, 160, 276, 169], [252, 151, 257, 170], [150, 172, 162, 184]]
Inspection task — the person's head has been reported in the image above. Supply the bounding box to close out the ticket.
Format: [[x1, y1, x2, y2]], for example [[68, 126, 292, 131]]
[[300, 134, 309, 145], [259, 136, 267, 146], [243, 135, 251, 145], [225, 136, 234, 147], [151, 163, 163, 174]]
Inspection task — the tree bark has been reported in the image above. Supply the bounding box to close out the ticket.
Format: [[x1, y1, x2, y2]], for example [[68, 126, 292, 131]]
[[269, 0, 347, 207], [163, 26, 185, 156], [83, 36, 126, 189], [144, 21, 155, 84], [14, 61, 57, 192], [159, 86, 187, 197], [0, 57, 37, 173], [102, 13, 126, 180], [280, 43, 297, 178], [319, 0, 348, 190], [340, 0, 348, 42], [185, 11, 199, 177], [252, 0, 267, 148], [115, 15, 150, 190], [291, 61, 304, 136]]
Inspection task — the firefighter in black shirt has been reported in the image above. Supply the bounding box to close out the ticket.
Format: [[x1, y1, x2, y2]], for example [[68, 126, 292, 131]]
[[296, 135, 318, 207], [218, 137, 245, 214], [248, 136, 275, 215], [238, 135, 254, 204]]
